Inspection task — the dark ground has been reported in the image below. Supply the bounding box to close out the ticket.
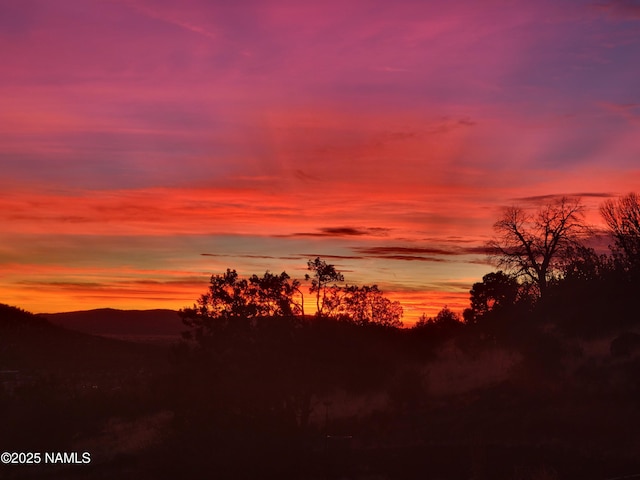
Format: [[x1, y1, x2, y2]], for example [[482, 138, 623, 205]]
[[2, 304, 640, 480]]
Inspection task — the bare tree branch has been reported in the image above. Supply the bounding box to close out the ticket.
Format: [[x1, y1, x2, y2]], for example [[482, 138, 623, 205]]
[[488, 197, 588, 296]]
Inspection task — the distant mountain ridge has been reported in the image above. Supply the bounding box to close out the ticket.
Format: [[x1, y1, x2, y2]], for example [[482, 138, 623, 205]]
[[1, 304, 164, 371], [39, 308, 183, 337]]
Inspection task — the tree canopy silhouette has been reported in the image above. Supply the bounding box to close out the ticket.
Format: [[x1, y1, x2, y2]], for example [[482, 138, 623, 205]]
[[339, 284, 403, 327], [305, 257, 344, 315], [600, 192, 640, 272], [180, 268, 302, 343], [463, 271, 521, 324], [489, 197, 587, 297]]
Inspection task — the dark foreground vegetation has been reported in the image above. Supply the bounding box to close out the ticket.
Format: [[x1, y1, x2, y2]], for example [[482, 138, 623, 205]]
[[2, 194, 640, 479]]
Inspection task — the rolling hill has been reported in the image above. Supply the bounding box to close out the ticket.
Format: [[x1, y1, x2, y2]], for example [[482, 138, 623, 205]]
[[38, 308, 184, 339], [1, 304, 166, 372]]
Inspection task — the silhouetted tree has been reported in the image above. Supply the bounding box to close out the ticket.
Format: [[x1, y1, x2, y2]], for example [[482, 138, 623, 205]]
[[559, 245, 611, 283], [414, 306, 462, 334], [489, 197, 587, 297], [180, 269, 301, 343], [464, 271, 520, 324], [339, 284, 403, 327], [600, 192, 640, 271], [305, 257, 344, 316], [432, 306, 462, 326], [180, 269, 255, 343], [249, 270, 303, 317]]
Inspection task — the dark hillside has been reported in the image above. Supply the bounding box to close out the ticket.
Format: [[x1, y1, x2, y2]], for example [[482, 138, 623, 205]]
[[1, 304, 166, 373], [1, 304, 173, 474], [39, 308, 182, 338]]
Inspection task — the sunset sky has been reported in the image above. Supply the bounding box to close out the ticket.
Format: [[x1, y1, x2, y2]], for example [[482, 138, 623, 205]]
[[1, 0, 639, 323]]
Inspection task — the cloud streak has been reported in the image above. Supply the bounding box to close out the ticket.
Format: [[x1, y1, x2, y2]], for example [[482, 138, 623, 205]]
[[285, 227, 392, 238]]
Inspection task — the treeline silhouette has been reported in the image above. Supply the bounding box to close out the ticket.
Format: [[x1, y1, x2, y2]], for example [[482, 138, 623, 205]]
[[3, 193, 640, 479], [161, 193, 640, 478]]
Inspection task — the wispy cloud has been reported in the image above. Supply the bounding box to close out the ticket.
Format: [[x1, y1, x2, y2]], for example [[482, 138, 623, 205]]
[[354, 245, 493, 259], [123, 0, 218, 39], [200, 253, 302, 261], [513, 192, 616, 204], [284, 227, 392, 238]]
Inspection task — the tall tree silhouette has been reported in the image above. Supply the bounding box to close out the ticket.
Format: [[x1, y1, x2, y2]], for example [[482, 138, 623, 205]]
[[600, 192, 640, 271], [305, 257, 344, 315], [489, 197, 587, 297]]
